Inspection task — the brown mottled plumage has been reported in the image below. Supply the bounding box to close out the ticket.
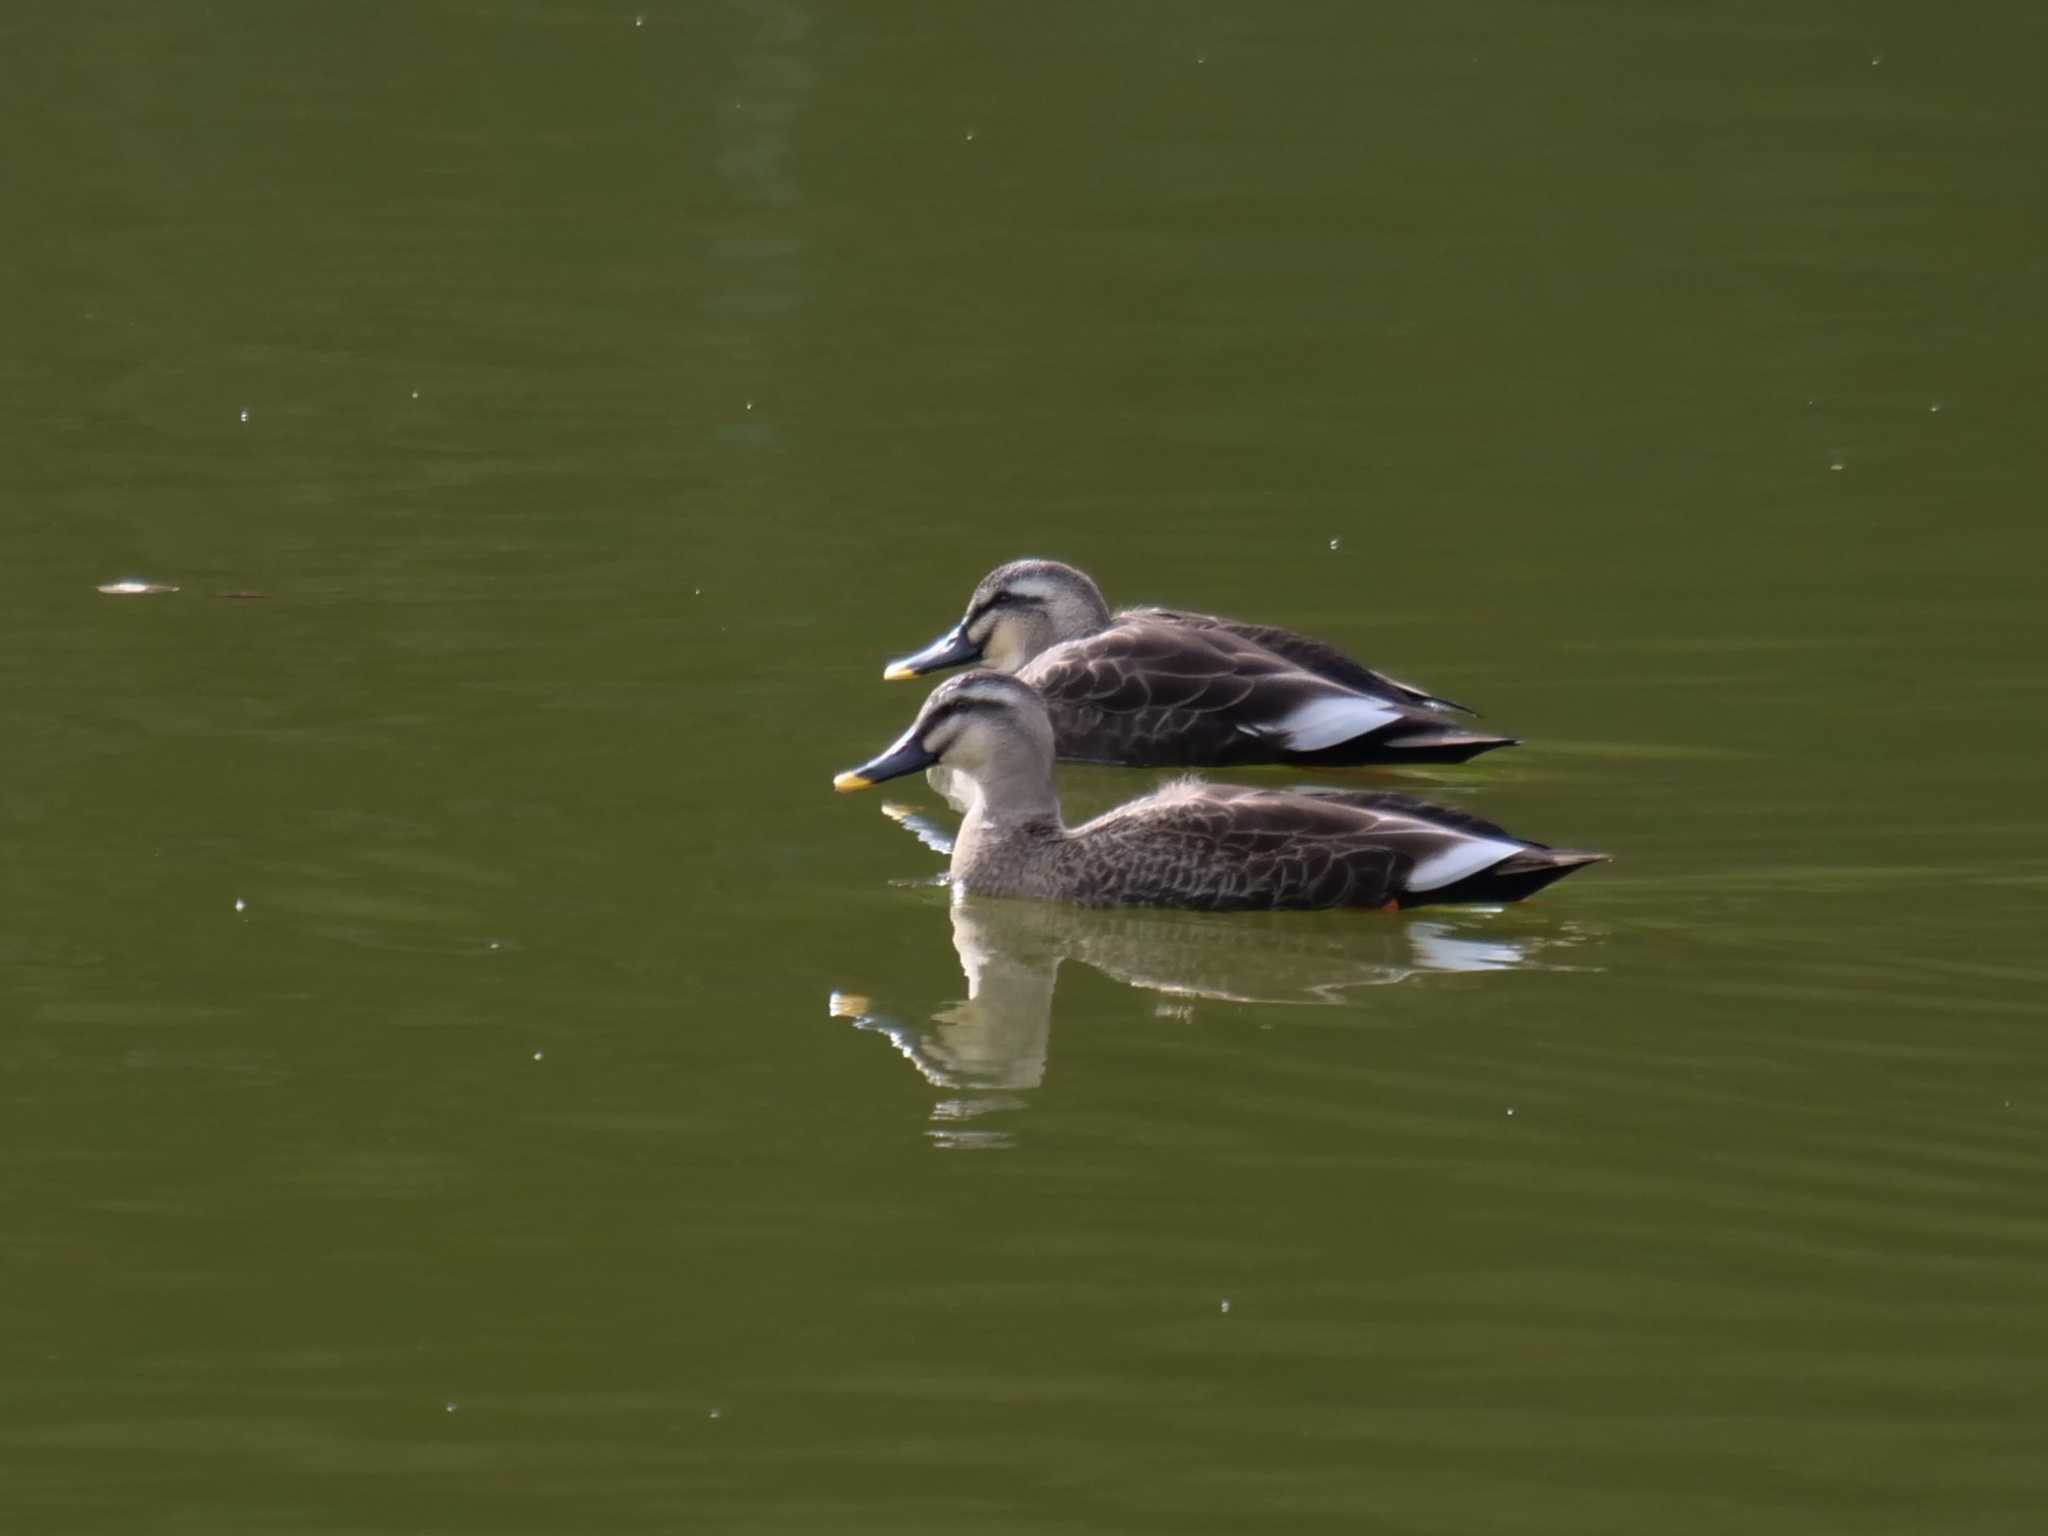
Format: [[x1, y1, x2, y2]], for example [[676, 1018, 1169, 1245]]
[[833, 675, 1604, 912], [882, 558, 1512, 768]]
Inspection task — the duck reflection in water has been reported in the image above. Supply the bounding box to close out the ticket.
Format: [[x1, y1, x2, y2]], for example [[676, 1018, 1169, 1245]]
[[833, 806, 1592, 1147]]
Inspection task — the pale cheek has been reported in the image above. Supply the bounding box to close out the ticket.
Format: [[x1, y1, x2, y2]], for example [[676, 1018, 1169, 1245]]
[[982, 623, 1024, 673], [946, 735, 994, 776]]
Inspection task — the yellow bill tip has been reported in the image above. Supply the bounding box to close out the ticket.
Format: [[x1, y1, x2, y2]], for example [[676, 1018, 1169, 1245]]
[[832, 771, 874, 793], [828, 991, 871, 1018], [881, 661, 918, 681]]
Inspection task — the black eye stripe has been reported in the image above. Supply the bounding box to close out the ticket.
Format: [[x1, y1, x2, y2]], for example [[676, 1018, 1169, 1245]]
[[966, 589, 1035, 626], [926, 694, 1013, 733]]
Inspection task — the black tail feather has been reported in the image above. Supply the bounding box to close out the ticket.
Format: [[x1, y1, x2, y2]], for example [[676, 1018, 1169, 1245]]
[[1287, 731, 1518, 767], [1403, 849, 1608, 908]]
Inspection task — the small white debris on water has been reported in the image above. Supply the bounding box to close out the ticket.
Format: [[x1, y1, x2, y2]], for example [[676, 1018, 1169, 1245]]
[[411, 390, 420, 399], [1929, 401, 1942, 413], [1506, 1107, 1516, 1117], [634, 14, 644, 25], [233, 898, 247, 913], [532, 1051, 544, 1061], [1219, 1298, 1231, 1314], [965, 129, 976, 141], [445, 1402, 459, 1413], [744, 400, 753, 411], [1829, 460, 1845, 472], [1329, 538, 1342, 551], [708, 1407, 723, 1420], [97, 580, 179, 595], [239, 409, 249, 423], [693, 587, 702, 596]]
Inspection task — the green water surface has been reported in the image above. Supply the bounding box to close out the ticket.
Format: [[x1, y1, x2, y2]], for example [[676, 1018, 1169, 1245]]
[[5, 3, 2046, 1532]]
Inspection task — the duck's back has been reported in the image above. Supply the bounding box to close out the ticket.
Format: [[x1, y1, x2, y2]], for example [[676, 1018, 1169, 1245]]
[[1048, 783, 1602, 911], [1126, 606, 1471, 714], [1017, 620, 1275, 766], [1017, 620, 1508, 768], [1053, 783, 1406, 910]]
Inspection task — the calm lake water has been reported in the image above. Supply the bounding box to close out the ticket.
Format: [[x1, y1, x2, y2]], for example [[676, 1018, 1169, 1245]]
[[6, 2, 2047, 1531]]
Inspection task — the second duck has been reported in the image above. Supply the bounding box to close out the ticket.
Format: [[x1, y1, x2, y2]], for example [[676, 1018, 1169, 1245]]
[[883, 558, 1513, 768]]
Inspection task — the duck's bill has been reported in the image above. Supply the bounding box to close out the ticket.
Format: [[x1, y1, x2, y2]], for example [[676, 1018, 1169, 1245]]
[[832, 734, 938, 792], [882, 626, 981, 680]]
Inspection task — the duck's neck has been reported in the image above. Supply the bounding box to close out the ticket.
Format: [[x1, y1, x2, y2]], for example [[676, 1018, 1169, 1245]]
[[1052, 596, 1112, 649], [1059, 580, 1113, 641], [955, 756, 1063, 857]]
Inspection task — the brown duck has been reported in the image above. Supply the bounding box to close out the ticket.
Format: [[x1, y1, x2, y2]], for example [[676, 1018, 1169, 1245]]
[[834, 674, 1603, 911], [882, 558, 1513, 767]]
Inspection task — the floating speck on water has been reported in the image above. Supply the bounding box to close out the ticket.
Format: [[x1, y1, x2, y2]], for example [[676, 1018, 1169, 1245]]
[[1328, 538, 1342, 551], [233, 898, 247, 913], [964, 129, 976, 141], [1871, 53, 1884, 66], [97, 580, 180, 596], [487, 940, 501, 951], [532, 1051, 544, 1062], [1219, 1298, 1232, 1314], [444, 1402, 459, 1413], [1929, 401, 1942, 413], [708, 1407, 723, 1420], [1829, 460, 1845, 472], [238, 409, 249, 423], [1196, 56, 1206, 64], [744, 400, 753, 412], [634, 13, 644, 25], [410, 390, 419, 400], [693, 587, 702, 596], [1506, 1107, 1517, 1117]]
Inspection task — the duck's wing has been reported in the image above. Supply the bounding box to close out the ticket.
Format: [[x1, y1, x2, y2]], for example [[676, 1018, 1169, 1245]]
[[1026, 621, 1510, 766], [1071, 786, 1602, 910], [1268, 788, 1606, 896], [1281, 787, 1524, 842], [1062, 788, 1406, 910], [1128, 607, 1475, 715]]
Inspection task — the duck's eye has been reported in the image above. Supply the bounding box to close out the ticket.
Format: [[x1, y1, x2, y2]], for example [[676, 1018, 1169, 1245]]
[[967, 591, 1020, 628]]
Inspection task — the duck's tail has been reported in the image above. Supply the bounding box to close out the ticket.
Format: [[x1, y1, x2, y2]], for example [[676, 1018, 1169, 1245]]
[[1409, 848, 1609, 907], [1306, 728, 1517, 766], [1404, 687, 1478, 717]]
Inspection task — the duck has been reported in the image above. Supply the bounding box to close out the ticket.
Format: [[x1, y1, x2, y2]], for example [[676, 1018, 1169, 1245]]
[[881, 558, 1513, 768], [833, 673, 1604, 911]]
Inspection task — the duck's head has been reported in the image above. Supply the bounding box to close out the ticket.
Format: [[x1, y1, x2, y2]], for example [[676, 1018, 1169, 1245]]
[[834, 672, 1055, 794], [883, 559, 1111, 679]]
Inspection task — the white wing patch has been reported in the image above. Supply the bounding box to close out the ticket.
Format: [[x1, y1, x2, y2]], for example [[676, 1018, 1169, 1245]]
[[1270, 694, 1404, 751], [1404, 836, 1526, 893]]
